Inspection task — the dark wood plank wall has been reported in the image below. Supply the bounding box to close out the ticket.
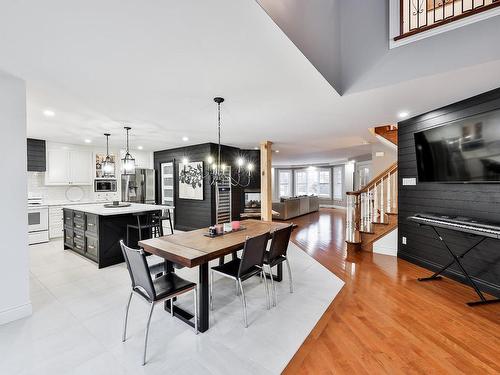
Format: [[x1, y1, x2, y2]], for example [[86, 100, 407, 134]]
[[398, 88, 500, 298], [154, 143, 214, 231], [154, 143, 260, 231], [27, 138, 46, 172]]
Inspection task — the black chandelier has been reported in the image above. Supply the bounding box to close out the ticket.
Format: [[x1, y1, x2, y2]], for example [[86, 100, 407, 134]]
[[201, 97, 254, 187]]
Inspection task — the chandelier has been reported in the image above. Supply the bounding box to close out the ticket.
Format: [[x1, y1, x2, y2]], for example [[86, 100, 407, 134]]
[[121, 126, 136, 175], [198, 97, 254, 187], [102, 133, 115, 177]]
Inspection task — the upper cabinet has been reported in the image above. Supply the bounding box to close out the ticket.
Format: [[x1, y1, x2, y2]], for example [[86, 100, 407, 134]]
[[27, 138, 46, 172], [45, 148, 93, 185]]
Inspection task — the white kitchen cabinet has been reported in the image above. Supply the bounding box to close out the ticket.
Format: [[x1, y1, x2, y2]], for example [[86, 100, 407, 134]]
[[45, 149, 93, 185], [49, 205, 64, 238], [46, 149, 71, 184], [69, 150, 93, 184]]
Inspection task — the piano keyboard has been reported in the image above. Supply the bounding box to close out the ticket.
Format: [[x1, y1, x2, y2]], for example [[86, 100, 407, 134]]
[[408, 214, 500, 239]]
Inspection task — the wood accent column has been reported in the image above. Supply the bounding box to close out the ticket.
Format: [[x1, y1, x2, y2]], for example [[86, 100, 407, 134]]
[[260, 141, 273, 222]]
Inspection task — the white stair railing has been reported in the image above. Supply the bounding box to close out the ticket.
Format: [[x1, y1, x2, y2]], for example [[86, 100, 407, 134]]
[[346, 163, 398, 246]]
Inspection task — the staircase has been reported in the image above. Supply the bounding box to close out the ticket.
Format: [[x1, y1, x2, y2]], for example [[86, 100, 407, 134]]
[[346, 125, 398, 251]]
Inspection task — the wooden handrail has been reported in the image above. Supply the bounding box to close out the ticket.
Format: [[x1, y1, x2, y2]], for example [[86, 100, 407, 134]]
[[346, 162, 398, 196]]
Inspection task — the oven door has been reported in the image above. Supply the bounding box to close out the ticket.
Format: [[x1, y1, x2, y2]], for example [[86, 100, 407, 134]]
[[28, 207, 49, 232]]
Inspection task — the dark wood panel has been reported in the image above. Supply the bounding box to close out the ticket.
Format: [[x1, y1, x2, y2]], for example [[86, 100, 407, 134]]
[[154, 143, 261, 231], [398, 87, 500, 298], [27, 138, 46, 171]]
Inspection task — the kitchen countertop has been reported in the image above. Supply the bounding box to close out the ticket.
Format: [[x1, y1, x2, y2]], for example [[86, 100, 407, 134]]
[[61, 203, 174, 216], [45, 200, 103, 206]]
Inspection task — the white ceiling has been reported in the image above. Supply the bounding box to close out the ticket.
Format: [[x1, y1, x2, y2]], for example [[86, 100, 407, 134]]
[[1, 0, 500, 165]]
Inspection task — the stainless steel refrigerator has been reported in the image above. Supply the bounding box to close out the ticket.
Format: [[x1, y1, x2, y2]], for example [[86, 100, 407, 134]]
[[121, 168, 156, 204]]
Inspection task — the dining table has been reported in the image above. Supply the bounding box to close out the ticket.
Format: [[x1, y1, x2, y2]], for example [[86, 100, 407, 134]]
[[138, 219, 292, 332]]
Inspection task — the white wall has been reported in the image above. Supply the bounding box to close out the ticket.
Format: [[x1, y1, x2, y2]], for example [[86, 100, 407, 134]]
[[257, 0, 342, 93], [0, 70, 31, 325], [371, 141, 397, 177]]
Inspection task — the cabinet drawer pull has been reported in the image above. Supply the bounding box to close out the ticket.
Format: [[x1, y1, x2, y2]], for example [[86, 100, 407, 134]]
[[87, 245, 95, 250], [87, 223, 95, 227]]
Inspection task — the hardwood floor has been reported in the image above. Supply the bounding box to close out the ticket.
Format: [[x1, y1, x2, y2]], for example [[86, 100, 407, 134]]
[[283, 208, 500, 375]]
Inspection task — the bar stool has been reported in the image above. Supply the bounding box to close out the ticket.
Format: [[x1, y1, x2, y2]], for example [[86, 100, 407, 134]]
[[151, 208, 174, 236], [126, 212, 159, 247]]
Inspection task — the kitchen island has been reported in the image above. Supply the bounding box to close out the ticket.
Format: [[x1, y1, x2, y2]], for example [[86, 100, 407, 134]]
[[62, 203, 174, 268]]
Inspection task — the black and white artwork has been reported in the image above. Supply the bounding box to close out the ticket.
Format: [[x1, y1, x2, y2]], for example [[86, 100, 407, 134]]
[[178, 161, 204, 200]]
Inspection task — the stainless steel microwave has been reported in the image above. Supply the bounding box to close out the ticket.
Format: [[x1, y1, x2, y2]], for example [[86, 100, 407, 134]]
[[94, 179, 117, 192]]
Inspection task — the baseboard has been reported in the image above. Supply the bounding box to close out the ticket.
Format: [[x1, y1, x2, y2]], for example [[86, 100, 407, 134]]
[[0, 302, 32, 326], [319, 204, 346, 210], [398, 251, 500, 298]]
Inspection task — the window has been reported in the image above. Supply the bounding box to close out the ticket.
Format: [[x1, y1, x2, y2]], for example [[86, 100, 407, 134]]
[[319, 170, 331, 198], [295, 170, 307, 195], [333, 166, 343, 200], [294, 168, 331, 198], [278, 170, 292, 197]]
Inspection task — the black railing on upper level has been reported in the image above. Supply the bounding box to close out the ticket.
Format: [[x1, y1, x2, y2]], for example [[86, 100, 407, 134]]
[[396, 0, 500, 40]]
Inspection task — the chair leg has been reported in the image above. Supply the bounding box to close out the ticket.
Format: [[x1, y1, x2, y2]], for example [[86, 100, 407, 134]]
[[193, 286, 199, 334], [209, 270, 214, 311], [126, 226, 130, 246], [235, 279, 240, 296], [122, 291, 133, 342], [168, 214, 173, 235], [262, 270, 271, 310], [143, 302, 155, 366], [238, 279, 248, 328], [285, 258, 294, 293], [170, 298, 174, 317], [268, 265, 277, 307]]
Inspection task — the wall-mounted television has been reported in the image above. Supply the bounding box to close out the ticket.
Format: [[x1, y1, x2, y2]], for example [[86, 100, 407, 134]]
[[415, 109, 500, 183]]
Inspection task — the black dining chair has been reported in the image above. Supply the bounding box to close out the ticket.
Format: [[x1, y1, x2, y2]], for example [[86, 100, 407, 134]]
[[263, 224, 294, 307], [120, 240, 198, 365], [209, 232, 271, 328]]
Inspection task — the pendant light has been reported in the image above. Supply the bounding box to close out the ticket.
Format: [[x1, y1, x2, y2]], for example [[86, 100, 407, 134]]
[[203, 97, 254, 187], [121, 126, 136, 175], [102, 133, 115, 177]]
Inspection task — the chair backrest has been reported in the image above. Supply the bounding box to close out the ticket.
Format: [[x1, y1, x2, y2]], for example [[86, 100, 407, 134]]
[[268, 225, 293, 262], [238, 232, 270, 277], [120, 240, 156, 300]]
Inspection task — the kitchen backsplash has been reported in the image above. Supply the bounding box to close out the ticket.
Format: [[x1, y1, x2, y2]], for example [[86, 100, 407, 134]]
[[28, 172, 96, 203]]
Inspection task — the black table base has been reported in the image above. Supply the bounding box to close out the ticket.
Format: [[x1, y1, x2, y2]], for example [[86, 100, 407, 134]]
[[417, 226, 500, 306], [163, 259, 281, 333]]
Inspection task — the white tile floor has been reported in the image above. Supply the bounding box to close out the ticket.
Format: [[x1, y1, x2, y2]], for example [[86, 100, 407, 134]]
[[0, 238, 344, 375]]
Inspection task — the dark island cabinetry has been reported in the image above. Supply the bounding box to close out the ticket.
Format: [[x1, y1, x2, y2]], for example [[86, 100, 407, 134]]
[[63, 208, 126, 268]]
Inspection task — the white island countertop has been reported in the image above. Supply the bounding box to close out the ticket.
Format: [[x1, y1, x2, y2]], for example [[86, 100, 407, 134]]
[[61, 203, 174, 216]]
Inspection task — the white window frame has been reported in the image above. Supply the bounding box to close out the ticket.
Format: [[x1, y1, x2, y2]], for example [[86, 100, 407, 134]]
[[294, 168, 332, 198], [333, 165, 344, 201], [278, 169, 292, 198]]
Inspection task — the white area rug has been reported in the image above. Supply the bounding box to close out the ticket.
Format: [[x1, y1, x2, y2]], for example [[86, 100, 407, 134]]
[[0, 239, 344, 375]]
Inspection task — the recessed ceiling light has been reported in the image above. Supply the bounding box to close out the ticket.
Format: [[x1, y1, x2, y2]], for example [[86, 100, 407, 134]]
[[275, 150, 280, 153], [182, 136, 189, 142], [84, 139, 92, 143], [137, 146, 143, 150], [254, 147, 259, 150], [398, 111, 409, 119], [43, 109, 55, 117]]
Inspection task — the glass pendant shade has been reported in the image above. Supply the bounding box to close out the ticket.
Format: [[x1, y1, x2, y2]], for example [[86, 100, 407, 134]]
[[102, 133, 115, 177], [121, 126, 136, 175]]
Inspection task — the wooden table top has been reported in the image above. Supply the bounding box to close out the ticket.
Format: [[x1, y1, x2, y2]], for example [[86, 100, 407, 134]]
[[139, 220, 291, 268]]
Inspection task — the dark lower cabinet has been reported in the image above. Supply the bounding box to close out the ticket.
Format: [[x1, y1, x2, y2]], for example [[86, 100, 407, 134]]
[[63, 208, 160, 268]]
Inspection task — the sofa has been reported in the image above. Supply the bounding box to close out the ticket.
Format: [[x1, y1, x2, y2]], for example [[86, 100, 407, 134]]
[[272, 196, 319, 220]]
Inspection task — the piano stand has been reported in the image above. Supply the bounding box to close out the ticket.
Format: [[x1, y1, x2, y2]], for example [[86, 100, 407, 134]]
[[418, 226, 500, 307]]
